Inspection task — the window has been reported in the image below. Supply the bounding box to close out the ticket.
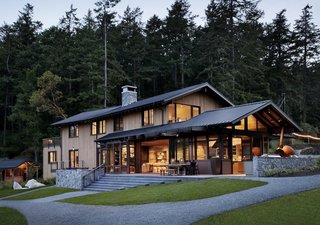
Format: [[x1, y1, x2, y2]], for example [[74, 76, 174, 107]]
[[69, 149, 79, 168], [91, 120, 106, 135], [168, 103, 201, 122], [99, 120, 106, 134], [48, 151, 57, 163], [91, 122, 97, 135], [114, 116, 123, 131], [142, 109, 154, 126], [69, 125, 79, 138]]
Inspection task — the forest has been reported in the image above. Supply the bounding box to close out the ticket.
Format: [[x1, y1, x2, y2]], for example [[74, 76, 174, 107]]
[[0, 0, 319, 161]]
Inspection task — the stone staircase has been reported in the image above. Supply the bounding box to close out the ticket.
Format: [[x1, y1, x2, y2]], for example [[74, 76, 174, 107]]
[[82, 174, 198, 192]]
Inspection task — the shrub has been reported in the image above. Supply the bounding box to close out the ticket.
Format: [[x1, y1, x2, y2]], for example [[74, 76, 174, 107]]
[[0, 181, 13, 190], [37, 177, 56, 185]]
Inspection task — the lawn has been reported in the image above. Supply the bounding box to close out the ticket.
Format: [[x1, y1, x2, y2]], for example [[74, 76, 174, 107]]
[[60, 178, 265, 205], [0, 188, 30, 198], [5, 187, 77, 200], [193, 188, 320, 225], [0, 207, 27, 225]]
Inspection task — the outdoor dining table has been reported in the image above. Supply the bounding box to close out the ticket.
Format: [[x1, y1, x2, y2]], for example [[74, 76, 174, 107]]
[[165, 163, 190, 175]]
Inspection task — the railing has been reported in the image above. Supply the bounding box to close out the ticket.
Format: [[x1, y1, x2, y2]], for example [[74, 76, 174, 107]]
[[81, 163, 106, 190], [49, 160, 87, 172]]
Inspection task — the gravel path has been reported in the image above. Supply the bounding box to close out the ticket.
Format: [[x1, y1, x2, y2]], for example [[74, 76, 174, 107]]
[[1, 175, 320, 225]]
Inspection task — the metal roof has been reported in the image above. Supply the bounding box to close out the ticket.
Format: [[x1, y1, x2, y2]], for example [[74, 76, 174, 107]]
[[97, 100, 302, 142], [0, 159, 31, 170], [52, 82, 233, 127], [51, 107, 119, 126], [105, 82, 233, 116]]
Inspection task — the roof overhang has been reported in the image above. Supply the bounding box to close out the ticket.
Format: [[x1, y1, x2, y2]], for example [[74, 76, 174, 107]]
[[97, 100, 301, 143]]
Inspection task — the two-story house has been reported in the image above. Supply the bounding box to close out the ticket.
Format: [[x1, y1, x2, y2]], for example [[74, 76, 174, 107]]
[[43, 83, 301, 179]]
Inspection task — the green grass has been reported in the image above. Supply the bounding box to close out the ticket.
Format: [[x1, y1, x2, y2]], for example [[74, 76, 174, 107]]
[[0, 207, 27, 225], [5, 187, 77, 200], [0, 188, 29, 198], [193, 189, 320, 225], [60, 178, 265, 205]]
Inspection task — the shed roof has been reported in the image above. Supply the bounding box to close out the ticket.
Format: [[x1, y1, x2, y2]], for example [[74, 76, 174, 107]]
[[97, 100, 301, 142], [0, 159, 32, 170], [52, 82, 233, 127]]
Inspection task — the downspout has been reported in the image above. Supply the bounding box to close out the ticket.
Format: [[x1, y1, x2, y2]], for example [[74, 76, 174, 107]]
[[96, 124, 99, 168], [60, 129, 63, 169]]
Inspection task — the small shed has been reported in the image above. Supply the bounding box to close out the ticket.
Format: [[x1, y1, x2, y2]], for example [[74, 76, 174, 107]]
[[0, 159, 37, 182]]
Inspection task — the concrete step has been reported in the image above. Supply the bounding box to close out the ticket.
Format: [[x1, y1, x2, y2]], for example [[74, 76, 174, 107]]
[[83, 174, 200, 192]]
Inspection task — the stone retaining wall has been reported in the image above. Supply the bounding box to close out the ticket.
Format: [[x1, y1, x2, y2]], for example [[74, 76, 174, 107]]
[[253, 156, 318, 177], [56, 169, 90, 189]]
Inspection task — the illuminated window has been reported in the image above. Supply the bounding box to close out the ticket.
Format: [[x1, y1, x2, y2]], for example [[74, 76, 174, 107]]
[[69, 149, 79, 168], [48, 151, 57, 163], [235, 119, 245, 130], [248, 115, 257, 131], [69, 125, 79, 138], [168, 104, 176, 123], [193, 107, 200, 117], [98, 120, 106, 134], [114, 116, 123, 131], [143, 109, 154, 126], [168, 103, 201, 123], [91, 122, 97, 135]]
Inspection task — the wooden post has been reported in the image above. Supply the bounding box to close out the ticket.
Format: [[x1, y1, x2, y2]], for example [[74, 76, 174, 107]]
[[279, 127, 284, 148]]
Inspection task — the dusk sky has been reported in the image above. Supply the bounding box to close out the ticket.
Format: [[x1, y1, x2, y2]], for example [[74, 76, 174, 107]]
[[1, 0, 319, 29]]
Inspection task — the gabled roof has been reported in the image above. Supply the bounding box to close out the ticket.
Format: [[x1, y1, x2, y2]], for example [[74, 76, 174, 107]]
[[97, 100, 301, 142], [180, 100, 301, 131], [52, 82, 233, 127], [105, 82, 233, 116], [0, 159, 32, 170]]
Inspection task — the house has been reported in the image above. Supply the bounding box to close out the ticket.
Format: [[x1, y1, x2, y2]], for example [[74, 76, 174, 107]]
[[42, 83, 301, 179], [0, 159, 37, 182]]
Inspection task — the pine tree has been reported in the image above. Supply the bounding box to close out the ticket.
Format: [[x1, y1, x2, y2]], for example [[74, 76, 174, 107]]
[[292, 5, 320, 123], [163, 0, 196, 89]]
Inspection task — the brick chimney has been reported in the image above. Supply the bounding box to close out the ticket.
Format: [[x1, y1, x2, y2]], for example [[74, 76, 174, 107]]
[[122, 85, 137, 106]]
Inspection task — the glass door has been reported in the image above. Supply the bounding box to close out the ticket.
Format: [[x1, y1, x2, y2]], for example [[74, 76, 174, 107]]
[[69, 149, 79, 168]]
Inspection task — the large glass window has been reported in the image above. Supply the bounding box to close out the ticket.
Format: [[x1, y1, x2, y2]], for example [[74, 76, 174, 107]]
[[142, 109, 154, 126], [48, 151, 57, 163], [99, 120, 106, 134], [69, 125, 79, 138], [114, 116, 123, 131], [196, 136, 207, 160], [69, 149, 79, 168], [208, 136, 219, 158], [168, 103, 200, 123]]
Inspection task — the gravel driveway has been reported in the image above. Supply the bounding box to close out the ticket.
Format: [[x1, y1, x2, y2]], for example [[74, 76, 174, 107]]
[[1, 175, 320, 225]]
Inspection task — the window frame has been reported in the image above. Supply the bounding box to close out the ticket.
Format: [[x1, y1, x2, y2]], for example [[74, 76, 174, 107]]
[[69, 149, 79, 168], [48, 151, 57, 164], [91, 122, 97, 135], [98, 120, 106, 134], [168, 103, 201, 123], [142, 109, 154, 127], [69, 125, 79, 138], [114, 116, 123, 131]]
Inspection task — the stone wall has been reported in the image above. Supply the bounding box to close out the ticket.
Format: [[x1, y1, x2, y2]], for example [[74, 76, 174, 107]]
[[253, 156, 318, 177], [56, 169, 90, 189]]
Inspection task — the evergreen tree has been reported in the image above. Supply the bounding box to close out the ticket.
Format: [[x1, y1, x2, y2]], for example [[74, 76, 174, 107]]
[[291, 5, 320, 123], [116, 6, 145, 98], [163, 0, 196, 89]]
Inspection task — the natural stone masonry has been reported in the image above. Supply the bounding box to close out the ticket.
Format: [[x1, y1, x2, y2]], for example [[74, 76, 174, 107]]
[[56, 169, 90, 189], [253, 156, 318, 176]]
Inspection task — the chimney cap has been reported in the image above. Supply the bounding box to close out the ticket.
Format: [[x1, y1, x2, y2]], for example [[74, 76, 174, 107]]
[[122, 85, 137, 92]]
